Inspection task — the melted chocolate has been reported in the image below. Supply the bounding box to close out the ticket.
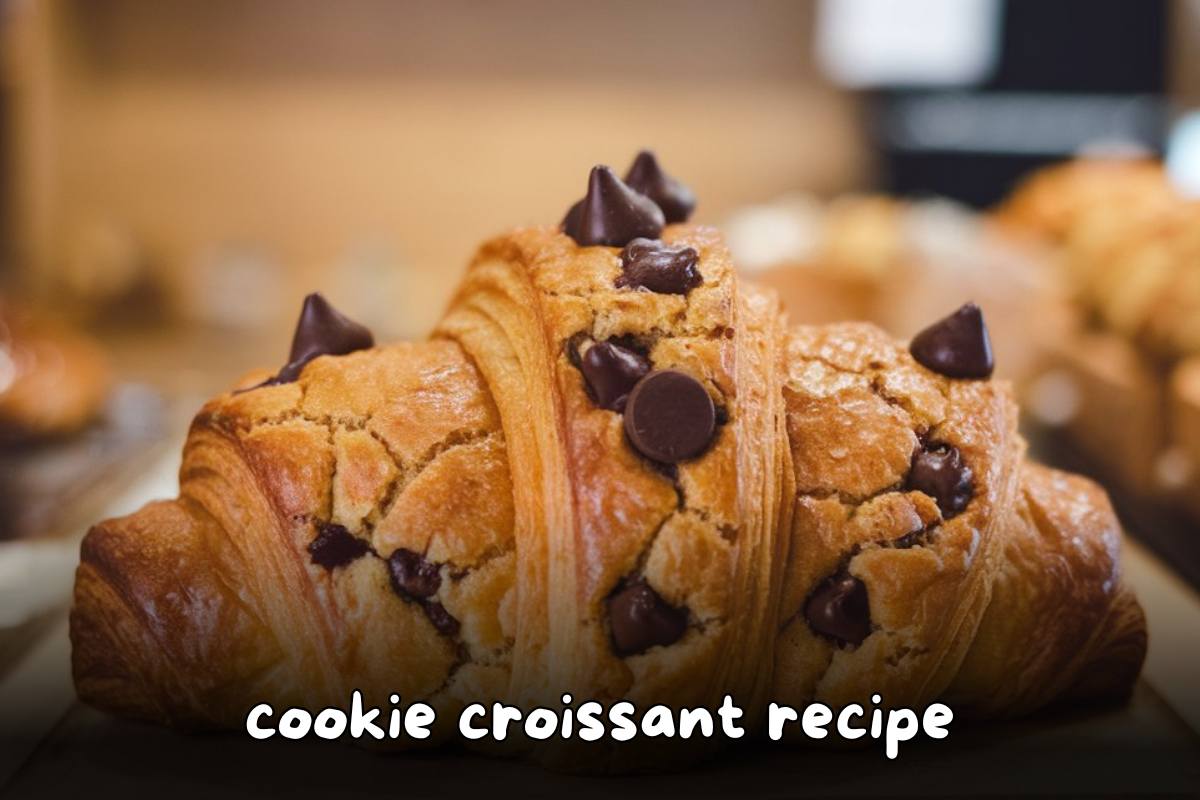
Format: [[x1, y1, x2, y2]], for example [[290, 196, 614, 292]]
[[908, 442, 974, 518], [608, 580, 688, 656], [423, 600, 461, 637], [580, 340, 651, 412], [387, 548, 442, 600], [308, 522, 371, 570], [617, 238, 701, 294], [804, 573, 872, 647]]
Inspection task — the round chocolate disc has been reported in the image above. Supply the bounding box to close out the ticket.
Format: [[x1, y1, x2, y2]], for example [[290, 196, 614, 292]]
[[623, 369, 716, 463]]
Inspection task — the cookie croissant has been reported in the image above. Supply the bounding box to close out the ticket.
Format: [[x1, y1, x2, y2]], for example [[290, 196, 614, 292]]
[[71, 162, 1145, 774]]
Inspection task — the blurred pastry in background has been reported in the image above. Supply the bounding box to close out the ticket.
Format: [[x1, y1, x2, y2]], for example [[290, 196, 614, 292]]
[[725, 193, 1062, 384], [1081, 200, 1200, 363], [723, 194, 897, 325], [1080, 200, 1200, 503], [1169, 359, 1200, 518], [996, 156, 1200, 514], [0, 299, 113, 443], [1029, 327, 1165, 495], [990, 156, 1177, 250]]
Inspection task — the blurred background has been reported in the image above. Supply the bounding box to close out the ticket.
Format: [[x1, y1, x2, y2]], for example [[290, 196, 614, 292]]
[[0, 3, 1197, 525], [0, 0, 1194, 389], [4, 3, 1200, 791], [2, 0, 871, 385], [5, 0, 1200, 538]]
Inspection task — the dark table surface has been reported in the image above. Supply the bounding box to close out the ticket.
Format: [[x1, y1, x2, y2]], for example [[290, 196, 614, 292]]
[[2, 682, 1198, 799]]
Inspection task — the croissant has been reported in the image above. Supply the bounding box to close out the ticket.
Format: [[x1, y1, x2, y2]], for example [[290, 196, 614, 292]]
[[71, 154, 1145, 774], [1, 298, 112, 441]]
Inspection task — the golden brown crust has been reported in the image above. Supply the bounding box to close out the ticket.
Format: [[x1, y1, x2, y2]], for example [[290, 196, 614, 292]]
[[436, 225, 791, 770], [1084, 201, 1200, 361], [945, 464, 1146, 716], [72, 340, 515, 741], [71, 225, 1145, 773]]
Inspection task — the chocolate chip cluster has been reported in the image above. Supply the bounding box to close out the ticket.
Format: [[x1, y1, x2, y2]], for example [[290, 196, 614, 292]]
[[801, 304, 994, 650], [579, 345, 716, 656], [561, 152, 721, 657], [561, 150, 696, 248], [578, 336, 717, 465], [903, 302, 992, 525], [563, 152, 716, 465]]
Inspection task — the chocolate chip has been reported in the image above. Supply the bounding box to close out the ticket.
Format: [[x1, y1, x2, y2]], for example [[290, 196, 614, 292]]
[[889, 523, 929, 550], [624, 370, 716, 463], [580, 341, 651, 412], [423, 600, 461, 637], [909, 302, 994, 379], [804, 573, 872, 647], [562, 166, 665, 248], [387, 548, 442, 600], [714, 404, 729, 426], [385, 549, 460, 636], [272, 293, 374, 384], [908, 442, 974, 518], [308, 522, 371, 570], [617, 238, 702, 294], [608, 580, 688, 656], [623, 150, 696, 224]]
